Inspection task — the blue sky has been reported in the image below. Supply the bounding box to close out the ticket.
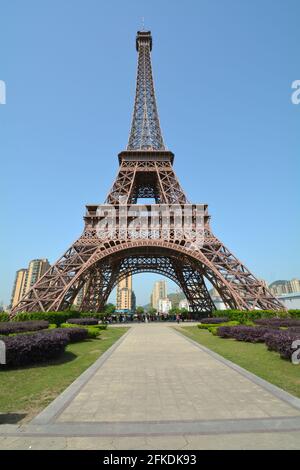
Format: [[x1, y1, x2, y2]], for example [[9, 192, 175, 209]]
[[1, 0, 299, 306]]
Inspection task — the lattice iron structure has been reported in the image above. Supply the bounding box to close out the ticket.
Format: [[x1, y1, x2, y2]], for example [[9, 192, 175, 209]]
[[11, 31, 284, 316]]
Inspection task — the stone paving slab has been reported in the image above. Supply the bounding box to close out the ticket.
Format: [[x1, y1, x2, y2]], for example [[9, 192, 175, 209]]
[[54, 324, 300, 423], [1, 431, 300, 450], [1, 323, 300, 450]]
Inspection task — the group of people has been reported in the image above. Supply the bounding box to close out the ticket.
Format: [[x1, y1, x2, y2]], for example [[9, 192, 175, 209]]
[[105, 313, 183, 324]]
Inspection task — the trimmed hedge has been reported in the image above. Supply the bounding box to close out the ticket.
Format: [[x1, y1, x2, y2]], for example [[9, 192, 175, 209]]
[[13, 311, 75, 326], [61, 323, 101, 339], [1, 330, 68, 366], [0, 313, 9, 322], [12, 311, 109, 324], [198, 321, 239, 331], [0, 320, 49, 336], [217, 325, 272, 343], [212, 309, 300, 323], [200, 317, 229, 324], [50, 327, 88, 343], [264, 330, 300, 360], [67, 318, 98, 326], [288, 327, 300, 333], [288, 310, 300, 318], [254, 318, 300, 328], [85, 327, 101, 339], [94, 324, 107, 330]]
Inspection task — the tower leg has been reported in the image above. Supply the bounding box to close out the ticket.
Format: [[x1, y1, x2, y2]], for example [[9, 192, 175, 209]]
[[200, 233, 284, 310], [171, 257, 215, 314]]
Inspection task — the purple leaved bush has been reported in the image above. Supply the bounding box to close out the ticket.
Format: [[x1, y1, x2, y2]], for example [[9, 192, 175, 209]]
[[264, 330, 300, 360], [200, 317, 229, 324], [217, 326, 273, 343], [1, 330, 69, 366], [254, 318, 300, 328], [0, 320, 49, 335]]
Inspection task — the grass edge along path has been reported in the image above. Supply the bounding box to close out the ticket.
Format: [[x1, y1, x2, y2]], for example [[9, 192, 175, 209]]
[[0, 327, 128, 424], [175, 325, 300, 399]]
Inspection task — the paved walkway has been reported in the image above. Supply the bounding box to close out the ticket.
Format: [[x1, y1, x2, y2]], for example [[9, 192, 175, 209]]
[[1, 324, 300, 449]]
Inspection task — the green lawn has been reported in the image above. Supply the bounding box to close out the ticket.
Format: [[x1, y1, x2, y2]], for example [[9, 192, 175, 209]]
[[0, 327, 128, 424], [176, 326, 300, 399]]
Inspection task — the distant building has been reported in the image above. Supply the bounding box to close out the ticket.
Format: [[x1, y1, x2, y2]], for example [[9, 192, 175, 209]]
[[116, 275, 133, 313], [269, 280, 290, 296], [25, 259, 50, 293], [11, 269, 28, 308], [269, 278, 300, 296], [151, 280, 167, 309], [168, 291, 185, 308], [158, 298, 172, 315], [11, 259, 50, 308], [179, 298, 189, 310], [288, 278, 300, 293]]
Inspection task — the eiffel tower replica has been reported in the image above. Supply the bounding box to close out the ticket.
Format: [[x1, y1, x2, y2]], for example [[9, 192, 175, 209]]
[[11, 31, 283, 316]]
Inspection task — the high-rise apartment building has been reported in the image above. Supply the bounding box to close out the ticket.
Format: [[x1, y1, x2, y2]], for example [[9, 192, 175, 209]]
[[11, 259, 50, 308], [151, 280, 167, 309], [289, 278, 300, 293], [269, 281, 291, 296], [11, 269, 28, 308], [116, 275, 133, 312], [25, 259, 50, 292]]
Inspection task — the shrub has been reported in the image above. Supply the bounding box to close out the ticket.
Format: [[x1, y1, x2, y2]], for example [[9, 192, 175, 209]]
[[92, 324, 107, 330], [67, 318, 98, 326], [288, 327, 300, 333], [288, 310, 300, 319], [0, 313, 9, 322], [264, 330, 300, 360], [217, 325, 272, 343], [213, 309, 288, 324], [61, 323, 101, 339], [86, 327, 101, 339], [1, 330, 68, 366], [254, 318, 300, 328], [13, 311, 74, 326], [200, 317, 229, 324], [198, 321, 239, 330], [50, 327, 88, 343], [0, 320, 49, 336]]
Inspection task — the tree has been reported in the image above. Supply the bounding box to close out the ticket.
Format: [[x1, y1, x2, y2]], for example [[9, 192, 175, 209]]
[[169, 307, 181, 315], [148, 307, 157, 315], [104, 303, 116, 315], [136, 306, 144, 315], [180, 307, 189, 319]]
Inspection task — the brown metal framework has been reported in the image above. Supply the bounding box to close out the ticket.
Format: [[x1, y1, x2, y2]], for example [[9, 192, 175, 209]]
[[11, 31, 284, 316]]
